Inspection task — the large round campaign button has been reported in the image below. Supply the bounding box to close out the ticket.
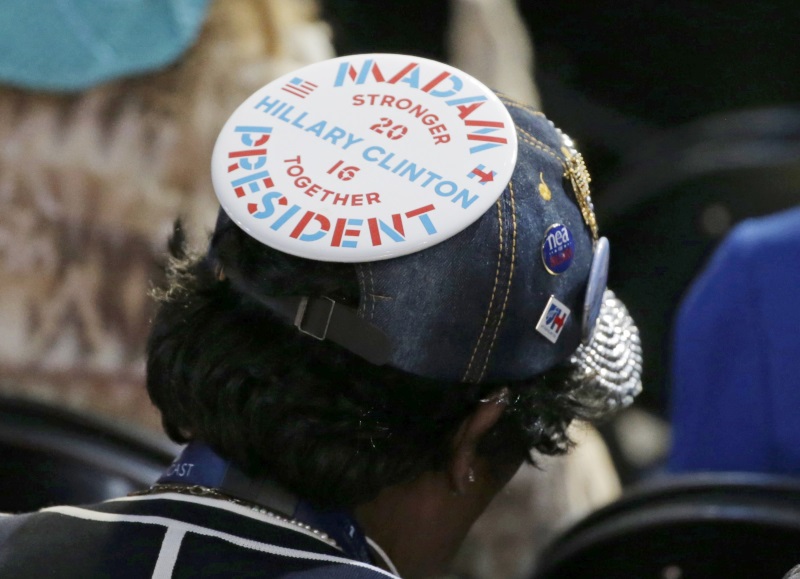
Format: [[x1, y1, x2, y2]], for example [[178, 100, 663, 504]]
[[211, 53, 518, 262], [541, 223, 575, 275]]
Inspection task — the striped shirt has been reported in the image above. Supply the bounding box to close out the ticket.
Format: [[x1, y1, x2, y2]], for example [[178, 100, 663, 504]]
[[0, 492, 397, 578]]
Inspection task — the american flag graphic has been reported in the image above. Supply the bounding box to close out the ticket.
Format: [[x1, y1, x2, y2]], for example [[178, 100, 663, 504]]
[[281, 77, 318, 99]]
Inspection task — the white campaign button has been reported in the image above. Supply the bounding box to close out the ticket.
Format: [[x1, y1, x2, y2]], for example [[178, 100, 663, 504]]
[[211, 53, 518, 262]]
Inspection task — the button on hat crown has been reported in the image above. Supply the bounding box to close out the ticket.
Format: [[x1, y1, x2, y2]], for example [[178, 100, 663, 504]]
[[208, 54, 641, 408]]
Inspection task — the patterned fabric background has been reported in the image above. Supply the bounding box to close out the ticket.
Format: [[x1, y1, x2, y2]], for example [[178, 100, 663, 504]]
[[0, 0, 335, 431]]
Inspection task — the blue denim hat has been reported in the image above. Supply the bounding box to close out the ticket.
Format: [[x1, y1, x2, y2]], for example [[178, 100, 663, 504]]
[[209, 55, 642, 408], [0, 0, 210, 92], [355, 100, 593, 382]]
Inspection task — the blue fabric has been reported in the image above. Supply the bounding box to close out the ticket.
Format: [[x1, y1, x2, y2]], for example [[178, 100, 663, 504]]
[[157, 442, 375, 566], [0, 0, 211, 91], [157, 441, 231, 487], [0, 498, 393, 577], [669, 206, 800, 474], [361, 100, 595, 382]]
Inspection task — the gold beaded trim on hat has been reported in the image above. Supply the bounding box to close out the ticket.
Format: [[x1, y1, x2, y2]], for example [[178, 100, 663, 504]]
[[565, 152, 599, 240], [556, 129, 599, 240]]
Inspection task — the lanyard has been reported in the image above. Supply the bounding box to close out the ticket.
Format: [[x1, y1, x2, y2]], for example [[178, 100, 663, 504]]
[[157, 441, 374, 564]]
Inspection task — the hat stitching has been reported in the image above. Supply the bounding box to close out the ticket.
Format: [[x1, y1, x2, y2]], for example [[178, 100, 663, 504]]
[[355, 263, 368, 318], [461, 199, 504, 382], [516, 129, 567, 169], [519, 125, 599, 240], [366, 262, 377, 321], [464, 193, 514, 382], [500, 98, 567, 164], [497, 94, 546, 118], [476, 180, 518, 382]]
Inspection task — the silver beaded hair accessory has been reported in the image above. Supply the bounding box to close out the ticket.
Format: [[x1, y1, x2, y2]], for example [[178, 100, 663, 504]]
[[552, 126, 642, 415], [569, 290, 643, 417]]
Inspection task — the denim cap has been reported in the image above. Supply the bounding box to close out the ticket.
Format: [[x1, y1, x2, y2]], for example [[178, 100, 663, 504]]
[[0, 0, 211, 92], [209, 54, 642, 409], [362, 100, 593, 382]]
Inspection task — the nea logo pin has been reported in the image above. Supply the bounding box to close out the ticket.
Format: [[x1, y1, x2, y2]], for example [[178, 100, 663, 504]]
[[541, 223, 575, 275]]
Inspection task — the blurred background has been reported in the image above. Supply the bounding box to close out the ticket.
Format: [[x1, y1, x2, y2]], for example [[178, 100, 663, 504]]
[[0, 1, 798, 577], [322, 0, 800, 435]]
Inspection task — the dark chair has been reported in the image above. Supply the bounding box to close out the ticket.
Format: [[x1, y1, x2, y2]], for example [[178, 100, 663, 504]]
[[594, 107, 800, 484], [600, 106, 800, 422], [532, 473, 800, 579], [0, 395, 178, 513]]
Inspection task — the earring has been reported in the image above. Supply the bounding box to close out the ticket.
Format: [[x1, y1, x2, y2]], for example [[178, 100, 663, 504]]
[[479, 390, 510, 405], [467, 467, 476, 484]]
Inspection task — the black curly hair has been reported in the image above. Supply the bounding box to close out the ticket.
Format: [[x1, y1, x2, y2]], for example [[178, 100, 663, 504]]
[[146, 220, 598, 509]]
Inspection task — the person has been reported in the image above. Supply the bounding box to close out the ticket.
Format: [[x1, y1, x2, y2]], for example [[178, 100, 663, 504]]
[[0, 53, 641, 578], [0, 0, 336, 433], [669, 206, 800, 474]]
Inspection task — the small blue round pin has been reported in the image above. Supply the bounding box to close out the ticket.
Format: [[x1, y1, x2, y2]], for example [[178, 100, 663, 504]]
[[541, 223, 575, 275]]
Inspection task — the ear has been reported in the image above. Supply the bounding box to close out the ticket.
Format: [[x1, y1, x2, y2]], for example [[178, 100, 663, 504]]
[[448, 388, 509, 495]]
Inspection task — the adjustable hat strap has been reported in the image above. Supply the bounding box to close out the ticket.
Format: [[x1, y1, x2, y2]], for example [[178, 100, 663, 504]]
[[259, 296, 392, 366]]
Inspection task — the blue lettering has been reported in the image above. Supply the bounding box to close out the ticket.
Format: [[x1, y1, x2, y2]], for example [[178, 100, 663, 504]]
[[429, 74, 463, 99], [394, 67, 420, 90], [305, 121, 327, 137], [363, 145, 385, 162], [333, 59, 384, 86], [270, 204, 301, 230], [278, 105, 296, 122], [378, 153, 395, 170], [420, 171, 442, 188], [254, 95, 282, 114], [291, 112, 308, 129], [377, 220, 405, 242], [323, 127, 346, 145], [399, 163, 425, 182], [252, 191, 284, 219], [453, 188, 478, 209], [434, 181, 458, 197]]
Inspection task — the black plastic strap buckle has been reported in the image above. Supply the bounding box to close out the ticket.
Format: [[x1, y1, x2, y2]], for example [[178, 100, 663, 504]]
[[294, 297, 335, 341]]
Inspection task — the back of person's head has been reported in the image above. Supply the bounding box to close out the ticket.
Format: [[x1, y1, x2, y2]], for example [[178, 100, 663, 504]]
[[146, 54, 642, 510]]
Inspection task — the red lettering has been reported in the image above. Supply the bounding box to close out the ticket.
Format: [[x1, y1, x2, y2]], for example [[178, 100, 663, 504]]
[[456, 101, 485, 119], [387, 62, 418, 84], [421, 71, 450, 93]]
